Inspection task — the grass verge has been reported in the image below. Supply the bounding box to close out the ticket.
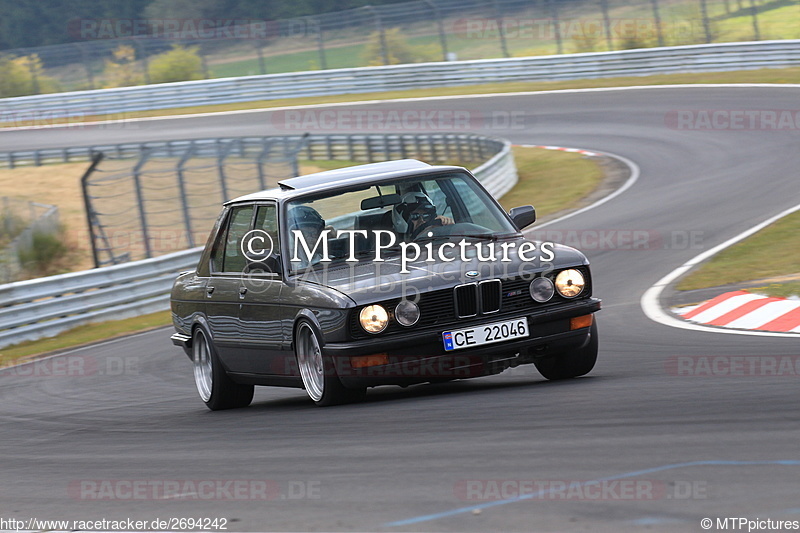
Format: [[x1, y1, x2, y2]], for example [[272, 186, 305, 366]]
[[677, 210, 800, 293], [0, 147, 602, 360], [3, 67, 800, 128], [745, 281, 800, 299], [0, 310, 172, 367]]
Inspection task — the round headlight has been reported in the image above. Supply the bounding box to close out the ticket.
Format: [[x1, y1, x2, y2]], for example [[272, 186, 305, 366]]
[[554, 269, 585, 298], [394, 300, 420, 327], [359, 305, 389, 334], [529, 277, 555, 303]]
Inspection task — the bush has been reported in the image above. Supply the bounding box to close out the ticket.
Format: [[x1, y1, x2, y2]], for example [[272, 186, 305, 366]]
[[148, 45, 205, 84], [103, 45, 142, 88], [17, 229, 69, 277], [363, 28, 438, 66], [0, 53, 60, 97]]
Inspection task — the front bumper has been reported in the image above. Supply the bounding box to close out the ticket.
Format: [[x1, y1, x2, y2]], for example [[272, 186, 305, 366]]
[[329, 297, 600, 387]]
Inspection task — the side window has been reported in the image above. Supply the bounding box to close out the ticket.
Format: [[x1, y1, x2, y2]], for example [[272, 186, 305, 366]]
[[254, 204, 280, 255], [216, 205, 254, 273]]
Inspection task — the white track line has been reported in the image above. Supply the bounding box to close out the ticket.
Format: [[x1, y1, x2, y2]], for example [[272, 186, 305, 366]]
[[641, 201, 800, 338], [4, 83, 800, 131]]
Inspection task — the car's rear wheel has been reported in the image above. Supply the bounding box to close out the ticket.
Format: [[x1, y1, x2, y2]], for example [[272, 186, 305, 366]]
[[534, 320, 598, 380], [193, 328, 254, 410], [295, 320, 366, 406]]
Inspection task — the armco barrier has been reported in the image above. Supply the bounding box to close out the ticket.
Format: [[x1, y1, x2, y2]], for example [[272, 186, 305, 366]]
[[1, 40, 799, 121], [0, 133, 516, 348]]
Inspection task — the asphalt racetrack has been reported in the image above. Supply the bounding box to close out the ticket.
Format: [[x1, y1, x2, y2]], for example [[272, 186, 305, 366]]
[[1, 86, 799, 532]]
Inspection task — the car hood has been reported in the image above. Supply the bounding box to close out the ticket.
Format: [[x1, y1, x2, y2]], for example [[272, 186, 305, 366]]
[[292, 240, 589, 306]]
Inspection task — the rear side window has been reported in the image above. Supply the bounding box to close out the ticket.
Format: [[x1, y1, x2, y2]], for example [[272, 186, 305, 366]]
[[210, 205, 254, 273]]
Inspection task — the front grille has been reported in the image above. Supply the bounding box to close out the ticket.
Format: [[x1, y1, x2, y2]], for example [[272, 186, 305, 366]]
[[455, 283, 478, 318], [479, 279, 501, 314]]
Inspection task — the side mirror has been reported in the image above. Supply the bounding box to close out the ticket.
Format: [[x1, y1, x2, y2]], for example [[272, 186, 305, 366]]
[[508, 205, 536, 230], [245, 254, 282, 276]]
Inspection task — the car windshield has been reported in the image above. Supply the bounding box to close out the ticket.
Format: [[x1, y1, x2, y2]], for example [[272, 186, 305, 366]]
[[284, 172, 517, 272]]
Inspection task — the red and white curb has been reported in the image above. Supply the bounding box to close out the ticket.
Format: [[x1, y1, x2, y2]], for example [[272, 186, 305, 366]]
[[519, 144, 599, 157], [676, 291, 800, 333]]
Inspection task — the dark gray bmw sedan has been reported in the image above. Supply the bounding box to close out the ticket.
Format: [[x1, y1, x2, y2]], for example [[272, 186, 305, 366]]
[[170, 160, 600, 409]]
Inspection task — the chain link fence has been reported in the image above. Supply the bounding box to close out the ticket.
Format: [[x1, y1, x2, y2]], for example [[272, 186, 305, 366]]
[[82, 136, 307, 267], [0, 0, 794, 99]]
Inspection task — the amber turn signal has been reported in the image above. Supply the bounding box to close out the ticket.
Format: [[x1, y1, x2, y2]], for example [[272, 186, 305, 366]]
[[569, 314, 593, 330], [350, 353, 390, 369]]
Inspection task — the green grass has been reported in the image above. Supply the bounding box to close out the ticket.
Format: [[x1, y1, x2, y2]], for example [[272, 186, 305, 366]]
[[745, 281, 800, 299], [499, 147, 603, 217], [0, 310, 171, 367], [677, 210, 800, 291]]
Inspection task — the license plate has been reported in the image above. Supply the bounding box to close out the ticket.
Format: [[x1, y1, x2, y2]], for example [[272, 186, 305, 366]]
[[442, 317, 529, 352]]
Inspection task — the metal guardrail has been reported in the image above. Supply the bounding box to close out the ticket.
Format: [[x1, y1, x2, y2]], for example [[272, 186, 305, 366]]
[[0, 133, 516, 348], [1, 40, 799, 121]]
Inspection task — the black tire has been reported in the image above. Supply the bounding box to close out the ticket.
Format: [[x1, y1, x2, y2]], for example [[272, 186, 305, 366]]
[[534, 321, 598, 380], [192, 328, 254, 411], [295, 320, 366, 407]]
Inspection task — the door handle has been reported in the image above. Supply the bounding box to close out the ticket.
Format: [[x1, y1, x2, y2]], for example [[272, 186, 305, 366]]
[[239, 287, 248, 298], [206, 286, 215, 296]]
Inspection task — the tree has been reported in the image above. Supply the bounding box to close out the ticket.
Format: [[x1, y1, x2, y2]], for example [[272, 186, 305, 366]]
[[103, 45, 142, 87], [0, 53, 60, 97], [147, 44, 204, 83]]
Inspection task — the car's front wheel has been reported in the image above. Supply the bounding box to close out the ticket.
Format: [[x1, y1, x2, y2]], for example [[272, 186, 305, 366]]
[[534, 320, 598, 380], [193, 328, 254, 410], [295, 320, 366, 406]]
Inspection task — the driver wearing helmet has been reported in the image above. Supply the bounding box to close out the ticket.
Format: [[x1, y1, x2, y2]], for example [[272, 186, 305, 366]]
[[288, 204, 326, 269], [392, 191, 453, 240]]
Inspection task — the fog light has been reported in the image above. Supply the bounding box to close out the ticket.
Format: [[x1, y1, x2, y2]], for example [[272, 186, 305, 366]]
[[529, 277, 555, 303], [350, 353, 389, 368], [395, 300, 420, 326], [570, 314, 593, 330]]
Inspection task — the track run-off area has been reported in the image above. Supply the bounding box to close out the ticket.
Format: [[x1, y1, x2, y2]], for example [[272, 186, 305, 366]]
[[1, 85, 799, 532]]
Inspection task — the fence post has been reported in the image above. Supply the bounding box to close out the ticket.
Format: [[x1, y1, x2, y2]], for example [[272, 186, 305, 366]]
[[650, 0, 665, 47], [493, 0, 510, 58], [132, 151, 153, 259], [217, 141, 231, 202], [548, 0, 563, 55], [749, 0, 761, 40], [75, 43, 96, 90], [700, 0, 712, 43], [254, 42, 267, 74], [422, 0, 449, 61], [80, 152, 105, 267], [176, 145, 196, 248], [312, 17, 328, 70], [364, 6, 390, 65], [600, 0, 614, 51]]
